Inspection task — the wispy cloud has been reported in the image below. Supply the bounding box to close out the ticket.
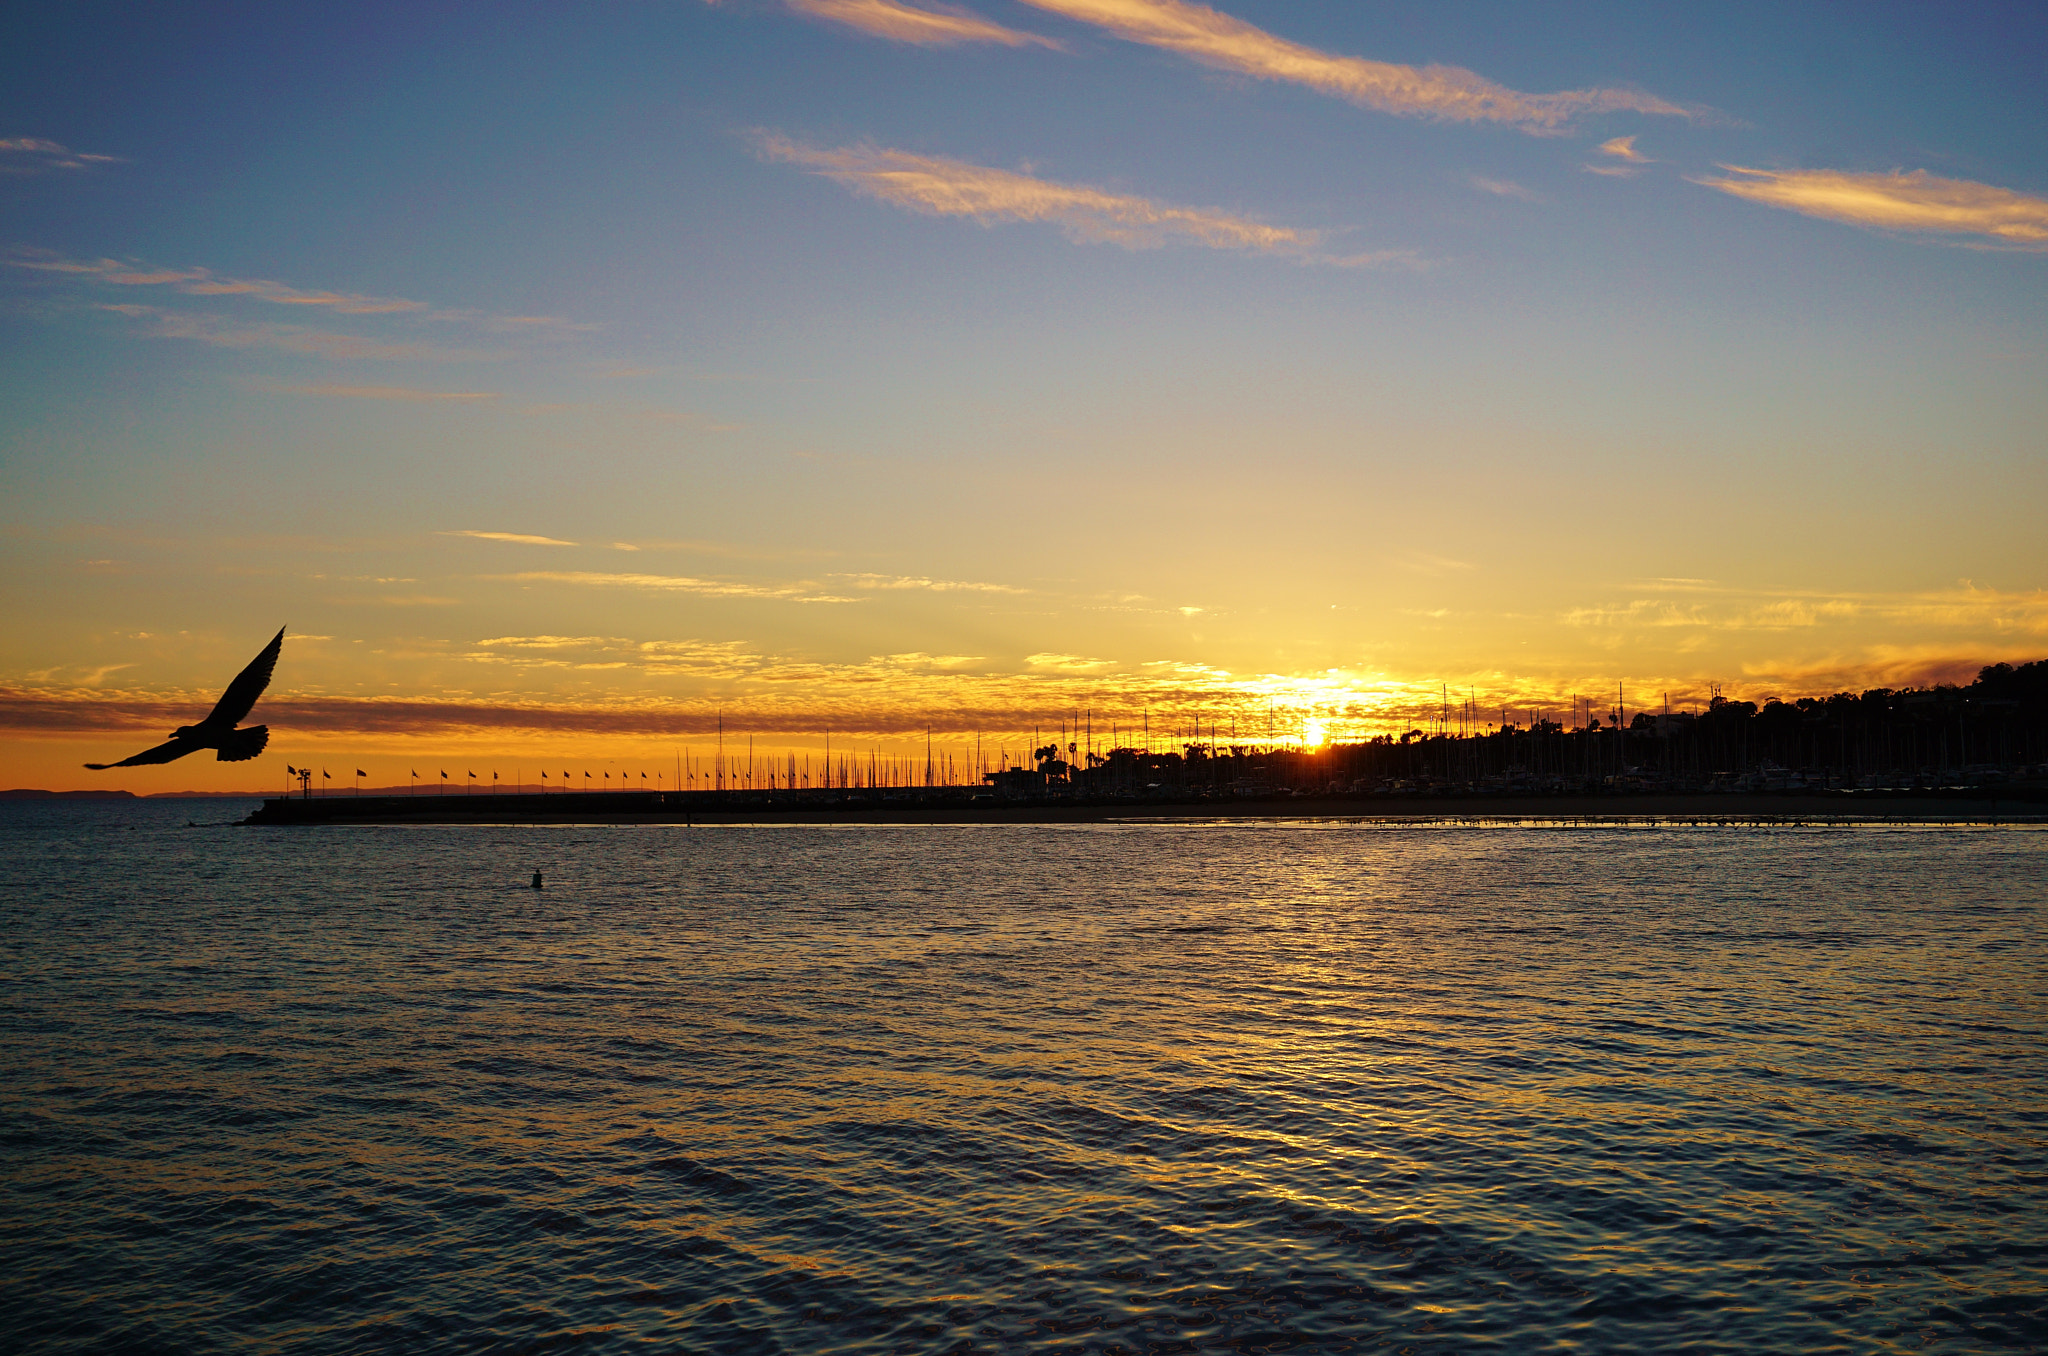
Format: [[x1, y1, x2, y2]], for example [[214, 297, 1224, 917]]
[[758, 134, 1305, 250], [1026, 651, 1116, 671], [636, 639, 763, 678], [1584, 134, 1652, 177], [756, 134, 1414, 264], [881, 651, 985, 668], [1693, 166, 2048, 250], [788, 0, 1059, 48], [0, 136, 123, 174], [1469, 175, 1543, 201], [463, 636, 765, 678], [97, 305, 496, 362], [277, 384, 499, 401], [14, 250, 430, 314], [832, 572, 1026, 593], [1562, 582, 2048, 637], [476, 636, 617, 648], [12, 247, 592, 345], [504, 570, 864, 603], [1011, 0, 1692, 133], [334, 594, 462, 607], [1732, 645, 2028, 694], [446, 530, 579, 546], [1598, 135, 1649, 162], [1563, 598, 1861, 631]]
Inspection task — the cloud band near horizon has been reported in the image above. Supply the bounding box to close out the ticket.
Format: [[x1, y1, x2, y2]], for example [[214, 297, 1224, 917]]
[[6, 642, 2027, 745]]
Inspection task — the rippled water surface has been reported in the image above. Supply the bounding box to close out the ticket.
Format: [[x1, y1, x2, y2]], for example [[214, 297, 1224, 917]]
[[3, 802, 2044, 1353]]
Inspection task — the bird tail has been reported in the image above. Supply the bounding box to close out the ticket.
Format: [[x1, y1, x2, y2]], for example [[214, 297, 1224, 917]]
[[217, 726, 270, 763]]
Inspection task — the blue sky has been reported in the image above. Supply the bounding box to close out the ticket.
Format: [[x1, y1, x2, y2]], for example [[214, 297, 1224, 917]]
[[4, 0, 2045, 786]]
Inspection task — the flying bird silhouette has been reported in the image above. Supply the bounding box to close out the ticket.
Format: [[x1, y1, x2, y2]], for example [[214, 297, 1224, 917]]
[[84, 627, 285, 770]]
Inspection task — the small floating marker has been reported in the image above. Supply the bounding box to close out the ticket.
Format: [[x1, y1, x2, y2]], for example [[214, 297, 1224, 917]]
[[532, 871, 544, 890]]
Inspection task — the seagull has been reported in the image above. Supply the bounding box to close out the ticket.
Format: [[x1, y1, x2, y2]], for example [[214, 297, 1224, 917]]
[[85, 627, 285, 770]]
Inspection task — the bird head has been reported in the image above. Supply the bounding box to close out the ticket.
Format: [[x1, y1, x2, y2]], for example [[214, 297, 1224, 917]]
[[173, 725, 198, 738]]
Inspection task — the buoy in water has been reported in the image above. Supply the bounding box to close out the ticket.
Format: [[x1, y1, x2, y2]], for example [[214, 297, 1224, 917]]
[[532, 871, 543, 890]]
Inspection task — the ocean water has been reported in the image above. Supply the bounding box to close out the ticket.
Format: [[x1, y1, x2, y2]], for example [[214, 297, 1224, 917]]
[[2, 801, 2043, 1354]]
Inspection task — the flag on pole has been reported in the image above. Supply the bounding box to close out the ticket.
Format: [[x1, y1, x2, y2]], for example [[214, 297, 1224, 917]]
[[322, 769, 330, 779], [287, 765, 297, 775], [441, 771, 448, 779]]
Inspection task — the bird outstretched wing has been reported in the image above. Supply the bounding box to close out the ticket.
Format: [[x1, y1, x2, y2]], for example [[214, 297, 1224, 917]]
[[84, 736, 203, 770], [203, 626, 285, 728]]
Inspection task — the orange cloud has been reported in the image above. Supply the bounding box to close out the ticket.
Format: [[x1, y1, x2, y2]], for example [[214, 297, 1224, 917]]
[[11, 624, 2041, 756], [445, 530, 578, 546], [756, 134, 1314, 252], [1562, 582, 2048, 639], [833, 572, 1026, 593], [1026, 652, 1116, 671], [13, 251, 429, 314], [1694, 166, 2048, 249], [788, 0, 1059, 47], [1583, 134, 1653, 177], [1013, 0, 1690, 132], [503, 570, 864, 603]]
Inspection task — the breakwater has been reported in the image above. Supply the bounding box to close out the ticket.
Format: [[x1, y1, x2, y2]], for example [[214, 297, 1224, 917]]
[[240, 785, 2048, 825]]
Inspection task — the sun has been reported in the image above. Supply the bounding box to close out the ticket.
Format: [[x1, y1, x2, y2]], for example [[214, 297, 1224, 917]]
[[1302, 718, 1327, 749]]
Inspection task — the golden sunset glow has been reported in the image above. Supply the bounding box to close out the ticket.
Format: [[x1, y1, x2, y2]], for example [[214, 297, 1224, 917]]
[[2, 4, 2042, 793]]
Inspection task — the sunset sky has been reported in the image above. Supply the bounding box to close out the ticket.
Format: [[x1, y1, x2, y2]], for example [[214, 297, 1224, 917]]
[[5, 1, 2046, 789]]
